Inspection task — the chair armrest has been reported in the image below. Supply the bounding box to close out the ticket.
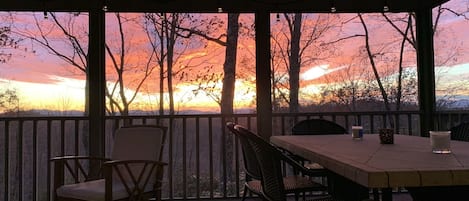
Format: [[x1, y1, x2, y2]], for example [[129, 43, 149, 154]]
[[51, 155, 113, 195], [276, 147, 329, 177], [104, 160, 168, 166], [50, 155, 111, 162], [102, 160, 168, 201]]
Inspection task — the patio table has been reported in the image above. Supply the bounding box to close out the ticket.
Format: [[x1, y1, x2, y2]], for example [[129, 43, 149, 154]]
[[270, 134, 469, 201]]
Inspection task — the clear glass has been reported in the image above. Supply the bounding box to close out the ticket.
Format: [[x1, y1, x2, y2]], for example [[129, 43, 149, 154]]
[[430, 131, 452, 154], [352, 126, 363, 139]]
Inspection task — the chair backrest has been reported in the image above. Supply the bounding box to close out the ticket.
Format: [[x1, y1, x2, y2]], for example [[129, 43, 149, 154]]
[[112, 125, 167, 161], [111, 125, 167, 182], [226, 122, 262, 181], [292, 119, 347, 135], [450, 122, 469, 141], [234, 124, 286, 201]]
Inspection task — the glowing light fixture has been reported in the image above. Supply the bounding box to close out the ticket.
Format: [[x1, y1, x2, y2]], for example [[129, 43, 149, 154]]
[[383, 0, 390, 12], [330, 0, 336, 13]]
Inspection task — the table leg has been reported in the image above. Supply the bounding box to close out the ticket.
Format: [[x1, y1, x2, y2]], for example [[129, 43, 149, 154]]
[[407, 186, 469, 201], [329, 172, 369, 201], [381, 188, 392, 201]]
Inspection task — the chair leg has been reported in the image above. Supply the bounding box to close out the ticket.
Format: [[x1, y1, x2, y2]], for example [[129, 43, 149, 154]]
[[242, 185, 248, 201], [372, 188, 380, 201]]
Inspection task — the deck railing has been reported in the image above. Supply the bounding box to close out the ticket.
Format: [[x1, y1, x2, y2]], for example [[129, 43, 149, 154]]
[[1, 111, 469, 201]]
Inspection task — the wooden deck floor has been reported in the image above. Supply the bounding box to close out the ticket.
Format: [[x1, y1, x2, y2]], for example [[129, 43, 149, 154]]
[[212, 192, 413, 201]]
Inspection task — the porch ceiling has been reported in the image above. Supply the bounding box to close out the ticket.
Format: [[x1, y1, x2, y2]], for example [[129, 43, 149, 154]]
[[2, 0, 450, 13]]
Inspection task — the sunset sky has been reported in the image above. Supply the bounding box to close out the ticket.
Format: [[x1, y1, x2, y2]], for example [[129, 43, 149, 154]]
[[0, 0, 468, 114]]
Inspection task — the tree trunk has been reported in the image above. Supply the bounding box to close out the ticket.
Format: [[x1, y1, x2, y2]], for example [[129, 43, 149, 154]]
[[167, 13, 177, 115], [220, 12, 239, 186], [289, 13, 302, 113], [220, 13, 239, 116]]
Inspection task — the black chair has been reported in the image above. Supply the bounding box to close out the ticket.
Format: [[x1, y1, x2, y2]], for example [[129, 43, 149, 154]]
[[226, 122, 263, 201], [292, 119, 347, 136], [290, 119, 377, 201], [231, 123, 333, 201], [450, 122, 469, 141], [290, 119, 348, 183]]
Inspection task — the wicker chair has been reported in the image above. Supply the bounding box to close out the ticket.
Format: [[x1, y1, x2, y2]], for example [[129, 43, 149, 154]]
[[226, 122, 263, 200], [230, 122, 333, 201], [291, 119, 347, 136], [51, 125, 167, 201], [290, 119, 347, 169], [291, 119, 379, 201], [450, 122, 469, 141]]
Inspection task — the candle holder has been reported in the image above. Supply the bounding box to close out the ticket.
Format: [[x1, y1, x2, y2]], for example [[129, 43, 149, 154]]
[[379, 128, 394, 144]]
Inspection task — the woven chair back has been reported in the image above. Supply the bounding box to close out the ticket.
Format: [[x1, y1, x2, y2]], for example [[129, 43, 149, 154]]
[[450, 122, 469, 141], [226, 122, 262, 180], [234, 124, 286, 201]]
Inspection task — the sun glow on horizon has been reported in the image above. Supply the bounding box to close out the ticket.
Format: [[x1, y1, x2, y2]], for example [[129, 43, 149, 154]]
[[1, 73, 259, 113], [1, 77, 85, 111], [301, 65, 346, 81]]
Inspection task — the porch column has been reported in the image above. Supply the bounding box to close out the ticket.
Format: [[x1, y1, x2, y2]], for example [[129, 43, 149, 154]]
[[88, 6, 106, 159], [255, 11, 273, 140], [416, 8, 436, 137]]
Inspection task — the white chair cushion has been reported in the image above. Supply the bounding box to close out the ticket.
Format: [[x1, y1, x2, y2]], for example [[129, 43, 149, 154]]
[[56, 179, 154, 201]]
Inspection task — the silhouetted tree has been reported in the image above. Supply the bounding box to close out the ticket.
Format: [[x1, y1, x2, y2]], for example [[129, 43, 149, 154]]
[[271, 13, 339, 112], [0, 87, 19, 114]]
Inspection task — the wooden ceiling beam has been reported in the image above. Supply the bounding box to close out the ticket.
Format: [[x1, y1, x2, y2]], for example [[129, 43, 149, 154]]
[[1, 0, 450, 13]]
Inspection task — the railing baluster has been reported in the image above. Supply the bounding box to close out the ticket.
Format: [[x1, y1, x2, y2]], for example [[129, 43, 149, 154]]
[[208, 117, 214, 199], [221, 117, 227, 198], [19, 120, 23, 201], [61, 119, 65, 156], [47, 120, 51, 201], [182, 117, 187, 199], [234, 121, 240, 198], [407, 114, 412, 135], [33, 120, 37, 201], [168, 117, 174, 199], [75, 120, 79, 156], [4, 120, 9, 201], [195, 117, 200, 199], [395, 114, 400, 134]]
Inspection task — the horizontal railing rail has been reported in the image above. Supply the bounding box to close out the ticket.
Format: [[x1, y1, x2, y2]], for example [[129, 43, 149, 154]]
[[1, 110, 468, 201]]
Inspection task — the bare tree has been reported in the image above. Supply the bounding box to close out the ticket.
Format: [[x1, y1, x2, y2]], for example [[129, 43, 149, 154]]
[[1, 13, 24, 63], [13, 13, 90, 113], [0, 87, 19, 115], [165, 13, 241, 187], [105, 13, 159, 116], [171, 13, 242, 116], [271, 13, 339, 112]]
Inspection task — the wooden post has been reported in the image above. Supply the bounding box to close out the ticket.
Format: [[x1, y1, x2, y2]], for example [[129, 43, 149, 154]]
[[416, 8, 436, 137], [255, 11, 273, 140], [88, 3, 106, 172]]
